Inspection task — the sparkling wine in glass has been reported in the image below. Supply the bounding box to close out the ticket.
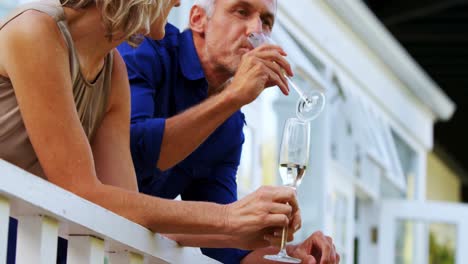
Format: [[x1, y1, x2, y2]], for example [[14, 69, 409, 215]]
[[248, 32, 326, 121], [264, 117, 310, 263]]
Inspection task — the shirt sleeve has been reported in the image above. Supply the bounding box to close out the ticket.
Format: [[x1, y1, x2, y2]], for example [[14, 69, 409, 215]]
[[117, 40, 166, 180], [180, 165, 251, 263]]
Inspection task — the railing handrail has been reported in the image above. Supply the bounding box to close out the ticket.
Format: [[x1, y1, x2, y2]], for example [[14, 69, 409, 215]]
[[0, 159, 218, 263]]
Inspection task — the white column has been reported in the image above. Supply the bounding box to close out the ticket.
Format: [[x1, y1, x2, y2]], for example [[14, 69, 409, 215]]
[[414, 148, 428, 264], [415, 147, 427, 201], [0, 196, 10, 264], [303, 101, 331, 237], [67, 236, 104, 264], [313, 103, 332, 235], [378, 203, 396, 264], [457, 219, 468, 264], [108, 252, 144, 264], [15, 215, 59, 264]]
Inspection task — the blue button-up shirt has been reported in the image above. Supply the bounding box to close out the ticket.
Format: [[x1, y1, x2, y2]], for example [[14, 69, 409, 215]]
[[117, 24, 249, 263]]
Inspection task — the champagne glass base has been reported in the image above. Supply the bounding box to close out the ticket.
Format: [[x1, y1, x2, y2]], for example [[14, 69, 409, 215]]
[[295, 93, 325, 122], [264, 253, 301, 263]]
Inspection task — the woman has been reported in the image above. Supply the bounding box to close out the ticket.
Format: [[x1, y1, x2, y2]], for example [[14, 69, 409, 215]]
[[0, 0, 299, 250]]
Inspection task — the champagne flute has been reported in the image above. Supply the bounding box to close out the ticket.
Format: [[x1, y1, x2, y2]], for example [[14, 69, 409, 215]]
[[248, 32, 326, 121], [264, 118, 310, 263]]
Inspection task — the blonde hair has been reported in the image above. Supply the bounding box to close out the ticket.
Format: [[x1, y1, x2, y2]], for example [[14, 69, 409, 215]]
[[61, 0, 167, 46]]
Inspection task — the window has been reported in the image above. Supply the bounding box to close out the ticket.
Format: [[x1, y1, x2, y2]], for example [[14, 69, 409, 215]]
[[391, 130, 418, 199], [328, 73, 407, 198]]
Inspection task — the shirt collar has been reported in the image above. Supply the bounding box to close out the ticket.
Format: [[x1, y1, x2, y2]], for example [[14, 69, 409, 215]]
[[178, 29, 205, 80]]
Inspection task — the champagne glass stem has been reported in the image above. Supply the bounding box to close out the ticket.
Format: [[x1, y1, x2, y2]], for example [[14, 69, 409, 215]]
[[279, 194, 295, 254], [286, 76, 308, 102], [279, 224, 289, 254]]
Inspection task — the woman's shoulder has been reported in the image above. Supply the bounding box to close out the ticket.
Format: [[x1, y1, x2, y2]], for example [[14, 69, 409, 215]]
[[0, 10, 68, 74], [111, 49, 127, 77], [0, 9, 66, 55], [106, 49, 130, 109], [2, 9, 62, 38]]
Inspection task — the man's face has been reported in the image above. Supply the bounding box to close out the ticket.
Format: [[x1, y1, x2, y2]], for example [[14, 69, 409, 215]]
[[202, 0, 276, 75]]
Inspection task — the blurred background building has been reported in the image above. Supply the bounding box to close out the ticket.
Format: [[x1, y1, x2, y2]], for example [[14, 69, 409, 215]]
[[363, 0, 468, 204], [2, 0, 467, 263], [168, 1, 468, 264]]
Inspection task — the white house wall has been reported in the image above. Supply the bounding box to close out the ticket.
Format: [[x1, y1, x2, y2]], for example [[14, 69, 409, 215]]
[[277, 0, 435, 150]]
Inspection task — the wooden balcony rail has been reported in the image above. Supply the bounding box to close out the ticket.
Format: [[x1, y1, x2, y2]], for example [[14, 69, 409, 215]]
[[0, 159, 219, 264]]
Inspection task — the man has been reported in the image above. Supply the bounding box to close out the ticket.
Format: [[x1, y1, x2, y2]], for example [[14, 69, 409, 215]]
[[118, 0, 340, 263]]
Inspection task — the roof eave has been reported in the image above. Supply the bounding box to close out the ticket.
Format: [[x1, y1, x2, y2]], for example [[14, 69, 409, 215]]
[[324, 0, 456, 121]]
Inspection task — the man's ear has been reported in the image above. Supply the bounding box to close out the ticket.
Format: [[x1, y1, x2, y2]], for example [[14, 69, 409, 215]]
[[189, 5, 207, 33]]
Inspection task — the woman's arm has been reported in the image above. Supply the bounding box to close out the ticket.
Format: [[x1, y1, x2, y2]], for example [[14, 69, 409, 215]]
[[0, 12, 298, 240], [91, 50, 139, 191], [165, 233, 267, 250], [0, 12, 225, 234]]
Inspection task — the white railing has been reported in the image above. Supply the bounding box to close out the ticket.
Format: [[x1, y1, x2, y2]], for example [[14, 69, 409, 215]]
[[0, 159, 219, 264]]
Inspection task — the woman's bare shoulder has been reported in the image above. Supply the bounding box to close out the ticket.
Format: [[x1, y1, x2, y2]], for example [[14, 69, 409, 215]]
[[111, 49, 129, 81], [105, 49, 131, 112], [0, 10, 67, 76], [5, 9, 61, 32]]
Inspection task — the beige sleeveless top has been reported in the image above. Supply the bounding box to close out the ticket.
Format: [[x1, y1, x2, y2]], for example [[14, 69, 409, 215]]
[[0, 0, 113, 178]]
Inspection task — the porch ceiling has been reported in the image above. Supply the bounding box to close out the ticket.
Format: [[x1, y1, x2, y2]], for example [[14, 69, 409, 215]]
[[363, 0, 468, 183]]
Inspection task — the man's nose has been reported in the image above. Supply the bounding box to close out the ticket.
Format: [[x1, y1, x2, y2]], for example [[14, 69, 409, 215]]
[[246, 17, 263, 35]]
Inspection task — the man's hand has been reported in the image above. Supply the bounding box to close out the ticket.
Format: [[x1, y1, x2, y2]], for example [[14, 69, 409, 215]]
[[226, 44, 293, 107], [223, 186, 300, 245], [287, 231, 340, 264], [240, 230, 339, 264]]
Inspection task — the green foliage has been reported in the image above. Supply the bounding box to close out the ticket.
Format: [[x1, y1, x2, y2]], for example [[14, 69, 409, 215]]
[[429, 232, 455, 264]]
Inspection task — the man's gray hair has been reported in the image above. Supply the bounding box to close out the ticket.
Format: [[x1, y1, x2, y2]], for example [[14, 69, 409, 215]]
[[193, 0, 277, 18], [194, 0, 216, 17]]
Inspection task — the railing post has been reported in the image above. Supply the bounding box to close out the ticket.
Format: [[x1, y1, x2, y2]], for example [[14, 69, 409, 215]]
[[67, 235, 104, 264], [108, 252, 144, 264], [0, 196, 10, 264], [15, 215, 59, 264]]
